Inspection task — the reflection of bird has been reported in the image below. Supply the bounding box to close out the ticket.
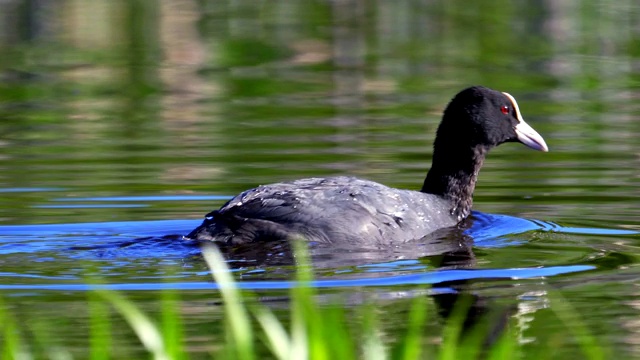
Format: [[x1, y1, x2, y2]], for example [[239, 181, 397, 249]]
[[187, 86, 548, 247]]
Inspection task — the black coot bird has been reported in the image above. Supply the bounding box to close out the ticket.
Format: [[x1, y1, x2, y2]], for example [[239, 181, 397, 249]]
[[186, 86, 548, 247]]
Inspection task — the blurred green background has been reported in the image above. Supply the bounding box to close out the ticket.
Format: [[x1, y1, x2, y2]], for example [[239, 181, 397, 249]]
[[1, 0, 640, 357], [1, 0, 639, 226]]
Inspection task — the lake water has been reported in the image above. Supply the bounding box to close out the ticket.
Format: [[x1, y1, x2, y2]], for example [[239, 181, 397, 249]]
[[1, 0, 640, 357]]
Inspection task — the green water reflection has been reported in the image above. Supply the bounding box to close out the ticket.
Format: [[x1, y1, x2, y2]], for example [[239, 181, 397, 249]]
[[1, 0, 640, 357]]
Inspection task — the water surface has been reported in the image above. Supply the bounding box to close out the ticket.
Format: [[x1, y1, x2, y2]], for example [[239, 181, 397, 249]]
[[1, 0, 640, 357]]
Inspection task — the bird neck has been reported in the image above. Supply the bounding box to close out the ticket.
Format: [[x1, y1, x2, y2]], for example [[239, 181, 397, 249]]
[[421, 144, 488, 221]]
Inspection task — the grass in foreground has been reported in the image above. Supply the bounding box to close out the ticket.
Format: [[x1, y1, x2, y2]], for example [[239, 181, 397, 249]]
[[0, 243, 610, 359]]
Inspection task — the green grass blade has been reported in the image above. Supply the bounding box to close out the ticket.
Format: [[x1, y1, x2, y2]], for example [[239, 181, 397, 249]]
[[486, 326, 519, 360], [253, 308, 291, 360], [320, 306, 356, 360], [161, 288, 184, 360], [291, 240, 314, 360], [360, 303, 386, 360], [394, 294, 428, 360], [88, 290, 112, 360], [97, 290, 169, 360], [290, 298, 309, 360], [437, 294, 475, 360], [0, 296, 31, 360], [548, 291, 608, 360], [25, 319, 73, 360], [201, 243, 255, 360]]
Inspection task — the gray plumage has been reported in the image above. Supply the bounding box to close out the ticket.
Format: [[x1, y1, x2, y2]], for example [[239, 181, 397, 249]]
[[187, 176, 457, 246], [186, 86, 548, 247]]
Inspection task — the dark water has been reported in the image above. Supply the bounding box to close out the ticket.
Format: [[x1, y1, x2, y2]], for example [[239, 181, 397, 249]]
[[1, 0, 640, 357]]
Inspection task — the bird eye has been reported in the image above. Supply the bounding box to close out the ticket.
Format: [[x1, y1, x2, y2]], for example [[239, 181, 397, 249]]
[[500, 105, 509, 115]]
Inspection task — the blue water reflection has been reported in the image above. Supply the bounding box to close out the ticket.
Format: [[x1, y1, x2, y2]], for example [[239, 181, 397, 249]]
[[0, 264, 593, 292], [0, 210, 633, 292], [53, 195, 233, 202]]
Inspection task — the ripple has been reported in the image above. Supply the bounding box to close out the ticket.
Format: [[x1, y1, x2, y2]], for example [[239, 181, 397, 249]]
[[52, 195, 233, 202], [0, 265, 595, 292], [33, 204, 148, 209], [0, 187, 65, 193]]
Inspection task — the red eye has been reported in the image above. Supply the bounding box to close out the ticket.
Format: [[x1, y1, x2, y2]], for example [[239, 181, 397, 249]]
[[500, 105, 509, 115]]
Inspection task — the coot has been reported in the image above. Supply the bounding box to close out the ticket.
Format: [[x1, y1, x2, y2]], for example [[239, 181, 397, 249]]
[[186, 86, 548, 246]]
